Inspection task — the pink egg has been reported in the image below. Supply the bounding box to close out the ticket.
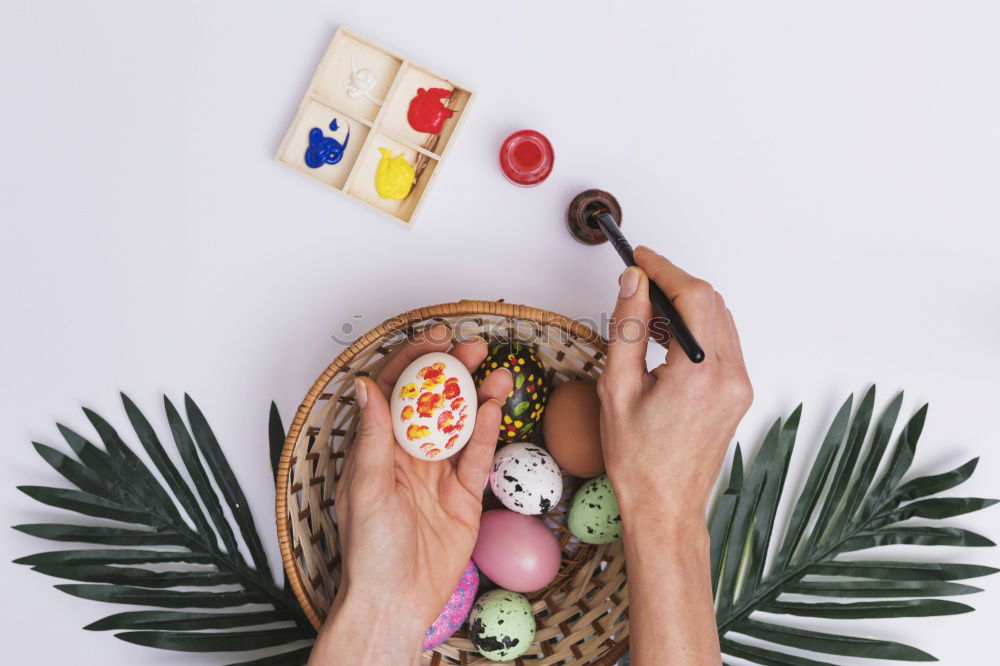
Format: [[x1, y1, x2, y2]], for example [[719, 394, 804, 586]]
[[472, 509, 562, 593], [424, 560, 479, 650]]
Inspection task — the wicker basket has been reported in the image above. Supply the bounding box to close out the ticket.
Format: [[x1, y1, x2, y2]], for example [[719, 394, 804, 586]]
[[275, 300, 629, 665]]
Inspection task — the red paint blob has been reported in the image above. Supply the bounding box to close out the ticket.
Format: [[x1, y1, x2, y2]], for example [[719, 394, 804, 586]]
[[500, 130, 553, 186], [407, 87, 455, 134]]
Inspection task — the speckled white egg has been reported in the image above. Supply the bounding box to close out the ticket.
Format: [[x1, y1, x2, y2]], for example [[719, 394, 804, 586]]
[[390, 352, 477, 461], [489, 442, 563, 515]]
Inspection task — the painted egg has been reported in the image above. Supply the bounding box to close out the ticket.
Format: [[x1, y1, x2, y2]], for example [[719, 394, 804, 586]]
[[473, 339, 550, 443], [424, 560, 478, 650], [390, 352, 477, 461], [568, 474, 622, 545], [468, 589, 536, 662], [490, 443, 563, 515], [472, 509, 562, 593]]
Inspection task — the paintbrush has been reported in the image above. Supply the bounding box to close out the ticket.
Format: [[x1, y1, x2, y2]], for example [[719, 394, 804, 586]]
[[567, 189, 705, 364]]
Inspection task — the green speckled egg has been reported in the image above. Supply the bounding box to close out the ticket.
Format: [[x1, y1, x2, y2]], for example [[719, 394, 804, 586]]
[[468, 589, 535, 661], [568, 474, 622, 544], [474, 339, 550, 443]]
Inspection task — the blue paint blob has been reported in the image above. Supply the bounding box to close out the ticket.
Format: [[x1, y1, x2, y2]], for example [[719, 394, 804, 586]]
[[304, 118, 350, 168]]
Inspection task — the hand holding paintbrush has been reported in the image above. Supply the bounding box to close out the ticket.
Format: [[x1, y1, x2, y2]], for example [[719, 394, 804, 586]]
[[587, 207, 705, 363], [567, 189, 705, 363]]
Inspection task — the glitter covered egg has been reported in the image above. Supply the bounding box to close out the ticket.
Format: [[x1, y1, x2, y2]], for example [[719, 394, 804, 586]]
[[390, 352, 477, 461], [469, 589, 536, 661], [424, 560, 479, 650], [473, 339, 550, 442], [490, 443, 563, 515]]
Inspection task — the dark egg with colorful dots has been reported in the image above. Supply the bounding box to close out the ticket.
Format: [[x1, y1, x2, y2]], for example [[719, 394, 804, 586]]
[[474, 339, 550, 443]]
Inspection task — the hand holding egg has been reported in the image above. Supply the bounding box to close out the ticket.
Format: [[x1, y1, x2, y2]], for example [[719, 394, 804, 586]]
[[314, 249, 750, 664], [318, 325, 512, 660], [331, 331, 620, 660]]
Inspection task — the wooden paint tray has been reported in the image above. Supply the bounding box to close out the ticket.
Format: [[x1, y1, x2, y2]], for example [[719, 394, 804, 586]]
[[276, 27, 475, 228]]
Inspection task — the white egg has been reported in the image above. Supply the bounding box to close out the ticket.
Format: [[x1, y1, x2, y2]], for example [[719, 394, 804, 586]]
[[489, 442, 563, 515], [389, 352, 477, 461]]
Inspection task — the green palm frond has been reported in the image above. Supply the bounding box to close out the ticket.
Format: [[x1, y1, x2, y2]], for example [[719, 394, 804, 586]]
[[13, 395, 316, 665], [713, 387, 998, 664], [14, 388, 997, 665]]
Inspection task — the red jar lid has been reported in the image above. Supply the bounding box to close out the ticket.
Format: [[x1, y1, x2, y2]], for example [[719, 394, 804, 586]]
[[499, 130, 554, 186]]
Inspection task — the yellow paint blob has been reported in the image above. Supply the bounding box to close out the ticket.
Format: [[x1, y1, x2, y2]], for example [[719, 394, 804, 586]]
[[374, 148, 415, 200]]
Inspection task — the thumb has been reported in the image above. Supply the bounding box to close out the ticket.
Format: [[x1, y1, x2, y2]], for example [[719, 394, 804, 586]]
[[456, 367, 513, 497], [455, 399, 504, 499], [604, 266, 652, 399], [351, 377, 395, 481]]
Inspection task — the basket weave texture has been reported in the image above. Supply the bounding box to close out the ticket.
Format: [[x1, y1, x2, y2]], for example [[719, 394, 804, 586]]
[[275, 300, 629, 665]]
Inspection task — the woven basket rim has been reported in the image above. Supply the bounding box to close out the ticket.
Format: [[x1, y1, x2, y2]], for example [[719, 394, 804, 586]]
[[274, 299, 626, 664]]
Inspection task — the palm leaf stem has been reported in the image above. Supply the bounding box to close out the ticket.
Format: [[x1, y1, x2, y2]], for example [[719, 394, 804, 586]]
[[43, 486, 310, 632], [719, 489, 947, 634], [160, 526, 309, 632]]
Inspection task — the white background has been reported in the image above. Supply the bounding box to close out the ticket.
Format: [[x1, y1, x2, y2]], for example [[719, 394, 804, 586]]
[[1, 1, 998, 664]]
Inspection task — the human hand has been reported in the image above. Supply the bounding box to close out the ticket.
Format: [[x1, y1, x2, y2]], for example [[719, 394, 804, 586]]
[[308, 326, 512, 666], [598, 247, 752, 665], [598, 246, 753, 525]]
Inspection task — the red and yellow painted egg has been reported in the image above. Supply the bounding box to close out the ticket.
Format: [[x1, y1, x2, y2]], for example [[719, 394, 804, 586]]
[[473, 340, 550, 443], [390, 352, 477, 461]]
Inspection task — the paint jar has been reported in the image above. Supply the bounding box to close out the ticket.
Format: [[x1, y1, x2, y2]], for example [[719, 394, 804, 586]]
[[499, 130, 554, 186]]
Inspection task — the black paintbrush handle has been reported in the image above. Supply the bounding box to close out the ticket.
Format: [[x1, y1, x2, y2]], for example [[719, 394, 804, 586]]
[[593, 212, 706, 364]]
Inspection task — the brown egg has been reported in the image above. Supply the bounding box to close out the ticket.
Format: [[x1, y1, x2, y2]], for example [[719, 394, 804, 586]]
[[542, 379, 605, 478]]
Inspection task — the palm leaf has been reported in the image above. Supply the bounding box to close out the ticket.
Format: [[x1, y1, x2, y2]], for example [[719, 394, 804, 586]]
[[269, 401, 285, 482], [268, 402, 296, 598], [13, 395, 315, 665], [15, 388, 998, 665], [714, 387, 998, 664]]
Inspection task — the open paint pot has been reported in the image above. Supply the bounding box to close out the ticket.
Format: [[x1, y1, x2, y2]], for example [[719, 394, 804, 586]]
[[500, 130, 554, 186], [566, 189, 622, 244]]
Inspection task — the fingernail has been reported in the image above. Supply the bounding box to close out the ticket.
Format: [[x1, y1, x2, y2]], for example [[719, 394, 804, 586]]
[[619, 267, 640, 298], [635, 245, 657, 256], [354, 378, 368, 409]]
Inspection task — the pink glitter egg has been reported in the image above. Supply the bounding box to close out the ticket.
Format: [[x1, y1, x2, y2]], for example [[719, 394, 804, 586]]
[[424, 559, 479, 650]]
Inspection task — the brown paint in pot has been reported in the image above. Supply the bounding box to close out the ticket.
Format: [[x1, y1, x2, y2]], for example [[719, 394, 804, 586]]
[[566, 189, 622, 245]]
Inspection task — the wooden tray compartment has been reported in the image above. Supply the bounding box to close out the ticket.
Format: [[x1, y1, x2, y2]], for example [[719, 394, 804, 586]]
[[378, 62, 474, 157], [276, 99, 370, 189], [345, 132, 439, 225], [275, 27, 475, 228], [311, 31, 401, 123]]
